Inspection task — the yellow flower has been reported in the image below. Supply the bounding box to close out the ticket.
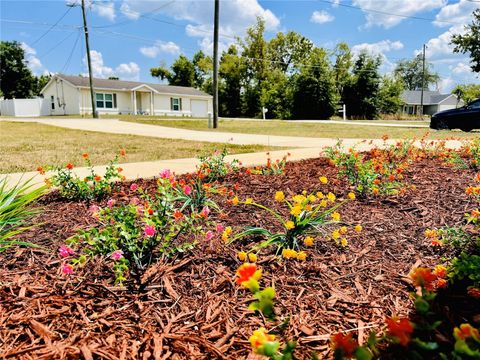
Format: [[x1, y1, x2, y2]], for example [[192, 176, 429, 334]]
[[320, 200, 328, 207], [308, 194, 317, 202], [316, 191, 325, 199], [293, 194, 306, 203], [319, 176, 328, 184], [248, 253, 258, 262], [290, 205, 302, 217], [304, 204, 312, 211], [285, 221, 295, 230], [275, 191, 285, 202], [340, 226, 347, 235], [222, 233, 229, 242], [249, 328, 276, 353], [282, 248, 298, 259], [331, 212, 341, 221], [348, 192, 356, 200], [232, 196, 239, 205], [245, 198, 253, 204], [297, 251, 307, 261], [238, 251, 247, 261], [222, 226, 233, 241], [304, 236, 314, 246], [341, 238, 348, 247], [332, 230, 340, 239], [327, 192, 336, 203], [355, 224, 362, 233]]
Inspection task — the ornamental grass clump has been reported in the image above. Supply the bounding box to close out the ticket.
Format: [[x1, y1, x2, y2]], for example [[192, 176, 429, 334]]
[[230, 177, 359, 259], [45, 151, 125, 202]]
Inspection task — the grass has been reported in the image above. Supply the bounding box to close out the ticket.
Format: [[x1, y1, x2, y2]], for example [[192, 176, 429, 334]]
[[121, 117, 479, 140], [0, 121, 279, 174]]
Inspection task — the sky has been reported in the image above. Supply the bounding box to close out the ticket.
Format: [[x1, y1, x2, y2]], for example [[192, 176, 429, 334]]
[[1, 0, 479, 93]]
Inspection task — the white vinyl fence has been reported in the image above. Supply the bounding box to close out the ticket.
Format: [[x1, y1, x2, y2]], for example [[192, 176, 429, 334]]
[[0, 98, 50, 117]]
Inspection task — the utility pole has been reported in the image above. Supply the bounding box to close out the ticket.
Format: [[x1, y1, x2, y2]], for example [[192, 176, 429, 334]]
[[212, 0, 219, 128], [420, 44, 426, 118], [81, 0, 97, 118]]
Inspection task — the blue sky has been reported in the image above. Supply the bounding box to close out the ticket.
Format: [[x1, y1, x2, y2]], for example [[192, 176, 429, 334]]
[[1, 0, 479, 92]]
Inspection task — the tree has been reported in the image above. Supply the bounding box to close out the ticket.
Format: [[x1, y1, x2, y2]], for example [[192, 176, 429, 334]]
[[267, 31, 313, 74], [192, 50, 212, 91], [150, 55, 195, 87], [343, 51, 382, 119], [260, 69, 293, 119], [451, 9, 480, 73], [0, 41, 37, 99], [33, 74, 51, 96], [452, 84, 480, 104], [333, 42, 353, 102], [394, 55, 440, 90], [378, 75, 404, 114], [219, 45, 244, 117], [292, 47, 338, 119]]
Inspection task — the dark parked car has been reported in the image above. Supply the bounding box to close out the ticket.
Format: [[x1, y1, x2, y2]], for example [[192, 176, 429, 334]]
[[430, 98, 480, 132]]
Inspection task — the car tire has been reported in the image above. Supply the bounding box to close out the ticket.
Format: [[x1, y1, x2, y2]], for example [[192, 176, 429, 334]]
[[435, 118, 449, 130]]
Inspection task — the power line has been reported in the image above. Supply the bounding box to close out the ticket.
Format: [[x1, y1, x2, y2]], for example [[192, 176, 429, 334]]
[[39, 31, 77, 58], [318, 0, 466, 26], [30, 4, 76, 46], [61, 30, 82, 73]]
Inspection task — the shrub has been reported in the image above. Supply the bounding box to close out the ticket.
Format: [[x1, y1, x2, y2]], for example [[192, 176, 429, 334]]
[[250, 153, 290, 176], [197, 147, 240, 182]]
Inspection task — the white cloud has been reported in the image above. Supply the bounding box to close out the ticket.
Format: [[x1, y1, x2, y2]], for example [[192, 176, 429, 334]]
[[21, 42, 45, 74], [452, 62, 472, 75], [438, 77, 455, 92], [140, 41, 180, 58], [120, 0, 280, 53], [310, 10, 335, 24], [92, 1, 116, 21], [434, 0, 479, 27], [332, 0, 341, 7], [351, 40, 404, 56], [352, 0, 445, 28], [83, 50, 139, 80]]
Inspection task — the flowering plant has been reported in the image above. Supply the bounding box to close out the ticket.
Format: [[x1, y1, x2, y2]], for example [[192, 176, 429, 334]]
[[45, 151, 125, 202], [173, 175, 220, 214], [249, 153, 289, 176], [197, 147, 240, 182], [448, 139, 480, 170]]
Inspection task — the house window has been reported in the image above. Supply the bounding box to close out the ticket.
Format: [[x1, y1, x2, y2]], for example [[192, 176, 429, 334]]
[[170, 97, 182, 111], [96, 93, 116, 109], [50, 95, 55, 110]]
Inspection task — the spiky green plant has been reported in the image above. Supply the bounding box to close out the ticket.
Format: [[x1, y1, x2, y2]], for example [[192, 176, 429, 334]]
[[0, 176, 46, 252]]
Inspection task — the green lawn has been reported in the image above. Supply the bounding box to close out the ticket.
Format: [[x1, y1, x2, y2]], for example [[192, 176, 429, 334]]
[[0, 121, 278, 174], [121, 117, 479, 140]]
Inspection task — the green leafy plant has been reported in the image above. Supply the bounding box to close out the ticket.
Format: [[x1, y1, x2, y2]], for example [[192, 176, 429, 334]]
[[47, 152, 124, 202], [0, 176, 45, 252], [448, 139, 480, 170], [174, 176, 219, 213], [197, 147, 240, 182], [250, 153, 289, 175]]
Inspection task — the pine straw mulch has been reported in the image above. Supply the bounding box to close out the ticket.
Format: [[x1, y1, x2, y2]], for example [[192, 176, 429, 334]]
[[0, 157, 477, 359]]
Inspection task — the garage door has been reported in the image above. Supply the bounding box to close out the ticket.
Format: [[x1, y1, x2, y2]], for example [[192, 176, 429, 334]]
[[191, 99, 208, 117]]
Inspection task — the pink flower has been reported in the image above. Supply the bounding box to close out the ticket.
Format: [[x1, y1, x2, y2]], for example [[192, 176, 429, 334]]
[[159, 169, 171, 179], [111, 250, 124, 261], [200, 206, 210, 218], [144, 225, 156, 237], [130, 183, 138, 191], [205, 231, 214, 241], [62, 263, 74, 275], [137, 205, 144, 215], [216, 223, 224, 233], [89, 205, 100, 213], [59, 245, 74, 258], [183, 185, 192, 195], [107, 199, 115, 208], [130, 197, 140, 205]]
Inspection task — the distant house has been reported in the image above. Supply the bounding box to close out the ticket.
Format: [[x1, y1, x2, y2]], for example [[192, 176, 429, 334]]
[[40, 74, 213, 117], [401, 90, 463, 116]]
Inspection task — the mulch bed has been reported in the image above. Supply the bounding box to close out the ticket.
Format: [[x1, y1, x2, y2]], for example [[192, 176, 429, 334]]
[[0, 157, 477, 359]]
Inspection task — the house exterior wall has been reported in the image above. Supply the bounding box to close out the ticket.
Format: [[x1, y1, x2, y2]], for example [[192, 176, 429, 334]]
[[152, 94, 212, 117], [79, 88, 132, 115], [41, 79, 80, 115]]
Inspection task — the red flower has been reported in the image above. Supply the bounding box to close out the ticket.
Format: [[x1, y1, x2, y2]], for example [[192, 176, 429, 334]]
[[236, 263, 261, 285], [120, 149, 126, 156], [373, 179, 381, 185], [386, 317, 414, 346], [467, 287, 480, 299], [454, 324, 480, 341], [173, 210, 183, 220], [330, 333, 358, 357], [82, 153, 89, 159], [409, 267, 437, 291], [94, 175, 101, 182], [66, 163, 74, 170], [37, 166, 45, 175]]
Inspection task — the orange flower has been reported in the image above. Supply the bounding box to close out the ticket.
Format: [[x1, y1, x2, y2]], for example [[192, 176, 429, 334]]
[[94, 175, 101, 182], [433, 265, 447, 278], [373, 179, 381, 185], [37, 166, 45, 175], [120, 148, 127, 156], [385, 317, 414, 346], [66, 163, 74, 170], [436, 279, 447, 288], [173, 210, 183, 220], [431, 239, 443, 246], [409, 267, 437, 291], [388, 174, 395, 182], [82, 153, 89, 159], [330, 333, 358, 357], [117, 167, 123, 172], [454, 324, 480, 341], [236, 263, 262, 286], [467, 287, 480, 299]]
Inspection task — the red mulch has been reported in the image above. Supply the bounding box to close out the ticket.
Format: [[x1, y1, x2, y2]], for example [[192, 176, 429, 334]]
[[0, 157, 477, 359]]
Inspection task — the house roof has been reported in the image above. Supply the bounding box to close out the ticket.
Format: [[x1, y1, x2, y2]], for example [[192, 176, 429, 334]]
[[401, 90, 455, 105], [54, 74, 211, 97]]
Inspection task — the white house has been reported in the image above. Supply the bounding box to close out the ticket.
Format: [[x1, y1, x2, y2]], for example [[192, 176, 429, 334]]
[[401, 90, 463, 116], [40, 74, 213, 117]]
